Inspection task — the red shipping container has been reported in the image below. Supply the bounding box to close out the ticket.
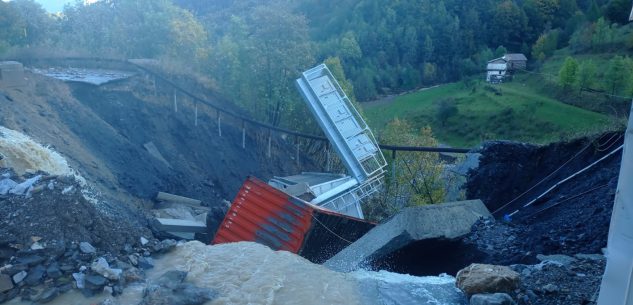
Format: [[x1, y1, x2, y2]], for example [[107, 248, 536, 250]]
[[213, 176, 375, 263]]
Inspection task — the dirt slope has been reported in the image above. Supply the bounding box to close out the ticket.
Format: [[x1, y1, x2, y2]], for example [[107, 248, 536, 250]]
[[0, 71, 317, 208]]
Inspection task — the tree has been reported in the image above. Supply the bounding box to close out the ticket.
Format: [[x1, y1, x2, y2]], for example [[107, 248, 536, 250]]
[[494, 45, 508, 58], [491, 1, 529, 50], [605, 56, 630, 96], [532, 30, 559, 61], [436, 98, 458, 127], [604, 0, 630, 24], [381, 118, 446, 208], [559, 56, 579, 89], [577, 60, 597, 90]]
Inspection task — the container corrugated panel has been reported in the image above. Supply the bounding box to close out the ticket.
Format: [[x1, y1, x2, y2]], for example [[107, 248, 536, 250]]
[[213, 176, 375, 263], [213, 176, 314, 253]]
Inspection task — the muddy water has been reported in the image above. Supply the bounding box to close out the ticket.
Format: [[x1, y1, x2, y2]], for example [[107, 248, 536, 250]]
[[9, 241, 467, 305], [0, 126, 84, 183]]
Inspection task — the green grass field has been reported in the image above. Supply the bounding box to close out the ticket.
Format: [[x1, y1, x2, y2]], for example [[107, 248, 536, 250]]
[[362, 78, 613, 148]]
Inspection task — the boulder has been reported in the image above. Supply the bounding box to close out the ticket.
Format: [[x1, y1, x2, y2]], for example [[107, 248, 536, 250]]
[[0, 274, 13, 293], [24, 265, 45, 286], [85, 274, 107, 290], [91, 257, 122, 280], [36, 287, 59, 303], [470, 293, 517, 305], [326, 200, 491, 272], [456, 264, 520, 295]]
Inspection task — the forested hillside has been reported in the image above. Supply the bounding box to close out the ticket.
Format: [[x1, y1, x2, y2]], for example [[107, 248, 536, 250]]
[[1, 0, 631, 128]]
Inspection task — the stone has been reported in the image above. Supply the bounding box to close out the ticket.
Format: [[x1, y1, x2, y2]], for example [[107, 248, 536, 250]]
[[456, 264, 520, 295], [91, 257, 122, 280], [85, 274, 107, 290], [536, 254, 577, 267], [128, 254, 139, 266], [46, 262, 63, 278], [542, 283, 559, 294], [326, 200, 491, 272], [30, 242, 45, 251], [72, 272, 85, 289], [470, 293, 517, 305], [24, 264, 45, 286], [137, 257, 154, 270], [0, 274, 14, 293], [36, 287, 59, 303], [140, 237, 149, 246], [12, 271, 27, 284], [0, 179, 17, 195], [16, 255, 45, 266], [79, 242, 96, 254]]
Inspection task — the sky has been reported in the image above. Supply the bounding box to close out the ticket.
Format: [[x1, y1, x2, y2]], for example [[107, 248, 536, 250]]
[[34, 0, 74, 12]]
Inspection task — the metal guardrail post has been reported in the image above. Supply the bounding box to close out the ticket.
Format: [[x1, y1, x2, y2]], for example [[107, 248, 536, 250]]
[[598, 103, 633, 305]]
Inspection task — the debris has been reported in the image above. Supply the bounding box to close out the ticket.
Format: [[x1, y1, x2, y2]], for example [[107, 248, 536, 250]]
[[0, 178, 17, 195], [8, 175, 41, 196], [61, 185, 74, 195], [542, 283, 559, 294], [455, 264, 520, 295], [470, 293, 516, 305], [79, 242, 96, 254], [326, 200, 491, 272], [155, 192, 201, 206], [153, 218, 207, 233]]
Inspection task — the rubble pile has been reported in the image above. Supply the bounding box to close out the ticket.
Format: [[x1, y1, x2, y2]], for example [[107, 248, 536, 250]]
[[0, 168, 179, 304]]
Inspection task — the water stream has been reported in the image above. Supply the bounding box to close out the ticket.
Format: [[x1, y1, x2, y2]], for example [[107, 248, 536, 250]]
[[7, 241, 467, 305]]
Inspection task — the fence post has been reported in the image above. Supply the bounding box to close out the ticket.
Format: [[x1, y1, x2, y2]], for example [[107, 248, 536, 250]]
[[173, 89, 178, 113], [267, 130, 272, 158], [295, 135, 300, 166], [241, 120, 246, 149], [391, 150, 397, 183], [194, 102, 198, 126], [325, 142, 331, 172], [217, 110, 222, 137]]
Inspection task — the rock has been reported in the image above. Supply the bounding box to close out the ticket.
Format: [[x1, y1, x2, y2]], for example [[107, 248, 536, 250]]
[[46, 262, 62, 279], [536, 254, 577, 267], [326, 200, 491, 272], [85, 274, 107, 290], [36, 287, 59, 303], [470, 293, 517, 305], [79, 242, 96, 254], [12, 271, 27, 284], [101, 298, 120, 305], [456, 264, 520, 295], [140, 237, 149, 246], [155, 239, 177, 253], [24, 264, 45, 286], [0, 274, 14, 293], [138, 257, 154, 270], [16, 255, 45, 266], [91, 257, 122, 280], [140, 271, 217, 305], [542, 283, 559, 294], [72, 272, 85, 289], [123, 267, 145, 283], [30, 242, 45, 251], [128, 254, 138, 266]]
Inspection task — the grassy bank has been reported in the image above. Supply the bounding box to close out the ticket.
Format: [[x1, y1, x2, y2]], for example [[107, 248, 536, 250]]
[[362, 78, 613, 148]]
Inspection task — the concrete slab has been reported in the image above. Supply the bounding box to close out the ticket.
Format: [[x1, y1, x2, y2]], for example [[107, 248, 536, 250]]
[[154, 218, 207, 233], [156, 192, 201, 206], [325, 199, 491, 272]]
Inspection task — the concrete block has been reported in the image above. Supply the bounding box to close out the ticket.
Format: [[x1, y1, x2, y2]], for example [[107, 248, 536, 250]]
[[325, 199, 491, 272]]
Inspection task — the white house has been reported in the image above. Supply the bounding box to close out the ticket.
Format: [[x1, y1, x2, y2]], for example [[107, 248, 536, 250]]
[[486, 53, 527, 83]]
